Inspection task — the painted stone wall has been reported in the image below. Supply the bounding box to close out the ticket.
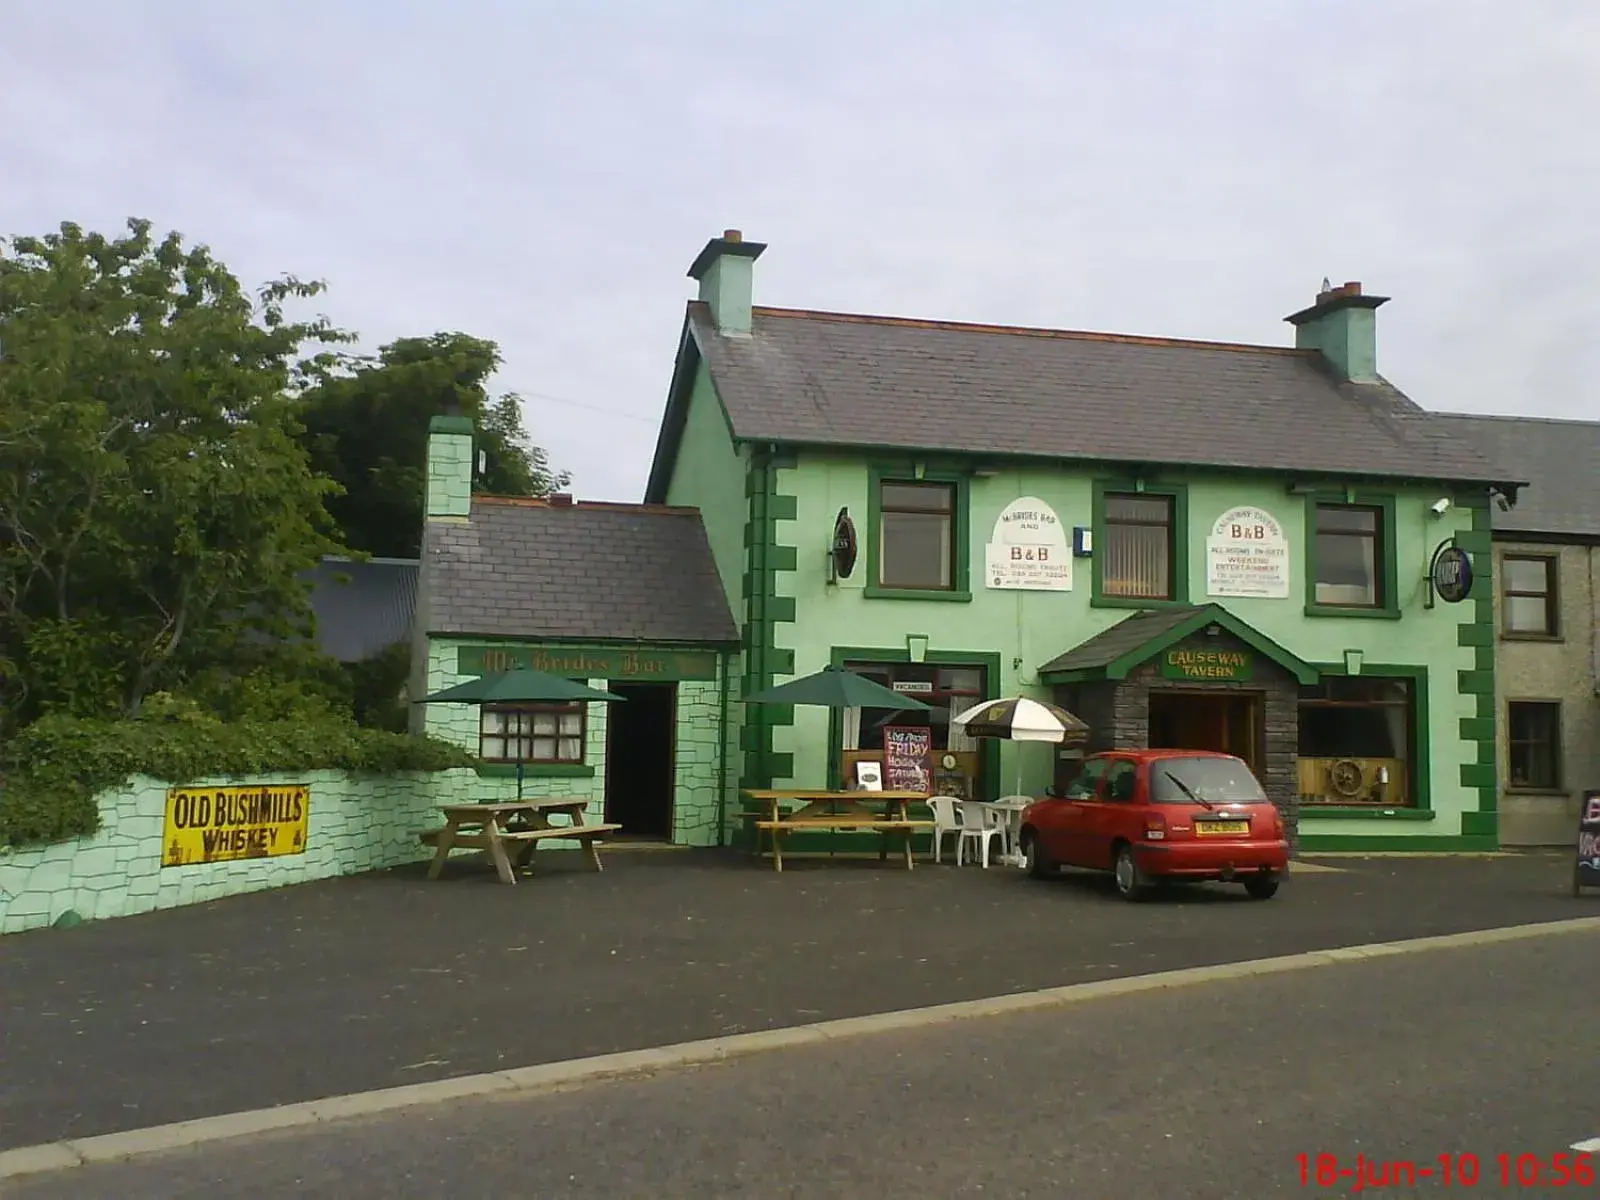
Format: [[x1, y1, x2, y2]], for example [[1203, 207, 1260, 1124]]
[[422, 637, 736, 848], [0, 768, 482, 936]]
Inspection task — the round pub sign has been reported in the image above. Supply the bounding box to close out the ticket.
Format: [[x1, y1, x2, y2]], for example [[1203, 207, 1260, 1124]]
[[1431, 545, 1473, 604]]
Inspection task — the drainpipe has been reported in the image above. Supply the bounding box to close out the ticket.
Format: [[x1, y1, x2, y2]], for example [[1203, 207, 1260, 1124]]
[[716, 647, 731, 847]]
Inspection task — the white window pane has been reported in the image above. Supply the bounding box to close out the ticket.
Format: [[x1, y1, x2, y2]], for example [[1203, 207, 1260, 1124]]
[[531, 737, 557, 760], [1503, 558, 1549, 593], [1314, 533, 1377, 605], [558, 712, 582, 735], [557, 737, 583, 761], [531, 713, 558, 735], [483, 711, 507, 734], [1505, 595, 1550, 633], [880, 511, 951, 589], [480, 736, 506, 759]]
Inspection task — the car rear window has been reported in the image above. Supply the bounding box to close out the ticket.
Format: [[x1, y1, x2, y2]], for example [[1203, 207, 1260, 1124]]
[[1149, 757, 1268, 804]]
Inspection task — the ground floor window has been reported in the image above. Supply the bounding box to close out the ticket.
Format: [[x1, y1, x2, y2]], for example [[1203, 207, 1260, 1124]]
[[1507, 701, 1562, 790], [838, 661, 987, 798], [1296, 676, 1413, 806], [480, 703, 586, 764]]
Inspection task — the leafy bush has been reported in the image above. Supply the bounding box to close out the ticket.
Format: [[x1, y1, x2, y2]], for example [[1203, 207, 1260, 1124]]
[[0, 706, 480, 849]]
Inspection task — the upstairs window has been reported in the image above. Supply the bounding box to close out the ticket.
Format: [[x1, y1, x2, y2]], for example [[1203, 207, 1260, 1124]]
[[878, 481, 955, 590], [1102, 493, 1174, 600], [1313, 504, 1384, 608], [1502, 555, 1557, 636]]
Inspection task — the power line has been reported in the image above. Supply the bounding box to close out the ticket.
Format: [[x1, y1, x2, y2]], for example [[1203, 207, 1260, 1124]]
[[504, 386, 659, 425]]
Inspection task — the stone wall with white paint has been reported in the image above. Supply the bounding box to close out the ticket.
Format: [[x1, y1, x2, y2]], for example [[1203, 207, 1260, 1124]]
[[0, 768, 481, 936]]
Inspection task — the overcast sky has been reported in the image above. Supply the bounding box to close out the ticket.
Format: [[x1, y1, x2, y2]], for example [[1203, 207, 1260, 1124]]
[[4, 1, 1596, 501]]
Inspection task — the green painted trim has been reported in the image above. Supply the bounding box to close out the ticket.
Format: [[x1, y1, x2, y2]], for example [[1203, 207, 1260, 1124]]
[[478, 763, 595, 778], [1301, 490, 1401, 620], [1298, 806, 1436, 821], [643, 317, 701, 503], [738, 448, 799, 790], [863, 587, 973, 602], [825, 645, 1004, 800], [1089, 478, 1190, 607], [1102, 603, 1319, 685], [1311, 661, 1432, 814], [1457, 669, 1495, 694], [864, 462, 972, 599], [716, 648, 732, 848], [1461, 503, 1498, 823], [1460, 762, 1496, 789], [1298, 833, 1498, 852], [428, 414, 474, 435]]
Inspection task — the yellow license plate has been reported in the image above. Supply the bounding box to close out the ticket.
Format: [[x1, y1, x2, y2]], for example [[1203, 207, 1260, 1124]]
[[1195, 820, 1249, 836]]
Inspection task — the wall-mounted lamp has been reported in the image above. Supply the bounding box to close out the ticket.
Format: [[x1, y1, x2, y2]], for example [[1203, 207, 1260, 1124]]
[[906, 633, 930, 663], [1204, 623, 1222, 638], [1343, 648, 1364, 675], [1072, 527, 1093, 557], [1429, 497, 1452, 517]]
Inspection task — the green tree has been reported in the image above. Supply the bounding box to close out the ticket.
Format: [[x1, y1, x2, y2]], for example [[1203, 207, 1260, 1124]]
[[299, 332, 569, 558], [0, 218, 350, 727]]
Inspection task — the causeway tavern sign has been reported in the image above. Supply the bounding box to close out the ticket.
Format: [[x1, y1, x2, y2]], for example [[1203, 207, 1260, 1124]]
[[1159, 649, 1253, 682]]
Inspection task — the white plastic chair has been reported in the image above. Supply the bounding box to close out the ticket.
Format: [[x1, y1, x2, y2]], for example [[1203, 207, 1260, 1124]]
[[955, 801, 1003, 869], [927, 796, 960, 864]]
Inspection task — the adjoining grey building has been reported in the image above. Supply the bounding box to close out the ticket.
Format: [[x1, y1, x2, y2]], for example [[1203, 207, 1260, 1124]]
[[1437, 413, 1600, 846]]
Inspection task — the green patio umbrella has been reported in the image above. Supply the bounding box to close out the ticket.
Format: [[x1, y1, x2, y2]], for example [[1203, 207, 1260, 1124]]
[[743, 665, 932, 793], [742, 664, 932, 710], [419, 667, 625, 798]]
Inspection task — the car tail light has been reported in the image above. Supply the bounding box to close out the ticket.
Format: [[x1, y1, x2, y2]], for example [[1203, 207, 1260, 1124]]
[[1144, 813, 1168, 841]]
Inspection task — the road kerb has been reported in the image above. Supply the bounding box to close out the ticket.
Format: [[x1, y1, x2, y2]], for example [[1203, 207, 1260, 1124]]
[[4, 914, 1597, 1182]]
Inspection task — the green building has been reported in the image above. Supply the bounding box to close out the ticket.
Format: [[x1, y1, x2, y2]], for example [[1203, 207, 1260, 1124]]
[[411, 230, 1528, 854], [641, 232, 1525, 853]]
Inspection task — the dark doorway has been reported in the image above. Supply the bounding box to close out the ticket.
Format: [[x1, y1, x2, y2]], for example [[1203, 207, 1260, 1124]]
[[604, 683, 677, 839], [1148, 690, 1263, 776]]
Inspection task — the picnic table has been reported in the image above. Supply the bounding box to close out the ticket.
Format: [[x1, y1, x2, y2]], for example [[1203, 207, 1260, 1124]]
[[743, 789, 934, 872], [419, 800, 621, 884]]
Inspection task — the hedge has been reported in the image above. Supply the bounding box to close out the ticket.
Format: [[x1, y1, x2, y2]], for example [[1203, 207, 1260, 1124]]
[[0, 711, 480, 849]]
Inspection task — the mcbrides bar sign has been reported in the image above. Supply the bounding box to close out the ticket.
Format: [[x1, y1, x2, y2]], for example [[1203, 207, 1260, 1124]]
[[162, 784, 310, 867], [985, 497, 1071, 591], [1206, 506, 1290, 599]]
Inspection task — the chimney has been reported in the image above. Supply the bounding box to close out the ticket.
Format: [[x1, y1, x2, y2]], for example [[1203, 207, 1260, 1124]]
[[425, 411, 474, 520], [1284, 279, 1389, 383], [686, 228, 766, 337]]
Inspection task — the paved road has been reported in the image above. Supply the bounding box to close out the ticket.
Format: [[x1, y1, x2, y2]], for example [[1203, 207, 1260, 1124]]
[[12, 931, 1598, 1199], [0, 850, 1589, 1150]]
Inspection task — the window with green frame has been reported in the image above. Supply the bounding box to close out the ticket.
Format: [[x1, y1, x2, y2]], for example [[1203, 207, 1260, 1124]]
[[1102, 492, 1176, 600], [1303, 493, 1398, 617], [877, 480, 956, 590]]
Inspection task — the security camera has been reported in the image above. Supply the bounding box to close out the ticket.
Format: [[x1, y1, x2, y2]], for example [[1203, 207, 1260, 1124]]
[[1429, 497, 1452, 515]]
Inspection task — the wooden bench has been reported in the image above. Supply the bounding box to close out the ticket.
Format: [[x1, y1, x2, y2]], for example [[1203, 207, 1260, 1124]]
[[417, 808, 622, 882], [754, 817, 935, 872]]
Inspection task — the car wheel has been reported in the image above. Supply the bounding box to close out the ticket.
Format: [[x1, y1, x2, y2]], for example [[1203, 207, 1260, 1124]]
[[1023, 830, 1057, 879], [1244, 875, 1280, 900], [1112, 842, 1149, 901]]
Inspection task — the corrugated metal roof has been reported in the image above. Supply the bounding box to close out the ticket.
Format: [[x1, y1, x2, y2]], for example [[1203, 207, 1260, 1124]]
[[304, 557, 418, 662]]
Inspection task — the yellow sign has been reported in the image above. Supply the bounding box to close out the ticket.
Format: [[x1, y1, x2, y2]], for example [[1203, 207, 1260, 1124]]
[[161, 784, 310, 867]]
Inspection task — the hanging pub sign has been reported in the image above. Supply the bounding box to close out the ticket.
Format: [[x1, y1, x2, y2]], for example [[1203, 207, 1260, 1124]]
[[830, 507, 858, 580], [1573, 790, 1600, 896], [985, 497, 1071, 591], [1429, 543, 1474, 605], [1206, 505, 1290, 599]]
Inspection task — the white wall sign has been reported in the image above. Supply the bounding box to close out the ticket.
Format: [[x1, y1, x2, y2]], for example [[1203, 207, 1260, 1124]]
[[1206, 505, 1290, 599], [985, 497, 1071, 591]]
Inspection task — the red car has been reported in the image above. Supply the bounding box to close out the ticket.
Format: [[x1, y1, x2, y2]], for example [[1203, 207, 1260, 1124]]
[[1019, 749, 1289, 901]]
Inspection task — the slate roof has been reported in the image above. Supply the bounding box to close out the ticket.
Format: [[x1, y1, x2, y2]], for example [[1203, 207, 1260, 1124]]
[[303, 557, 418, 662], [1037, 607, 1205, 675], [685, 303, 1517, 486], [422, 497, 739, 644], [1431, 413, 1600, 539]]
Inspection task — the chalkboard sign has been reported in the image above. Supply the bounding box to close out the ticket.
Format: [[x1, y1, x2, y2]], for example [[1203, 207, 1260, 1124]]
[[1574, 790, 1600, 896], [882, 725, 932, 793]]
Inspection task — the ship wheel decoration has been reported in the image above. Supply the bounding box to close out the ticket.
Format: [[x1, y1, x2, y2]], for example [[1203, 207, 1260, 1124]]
[[1327, 759, 1365, 798]]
